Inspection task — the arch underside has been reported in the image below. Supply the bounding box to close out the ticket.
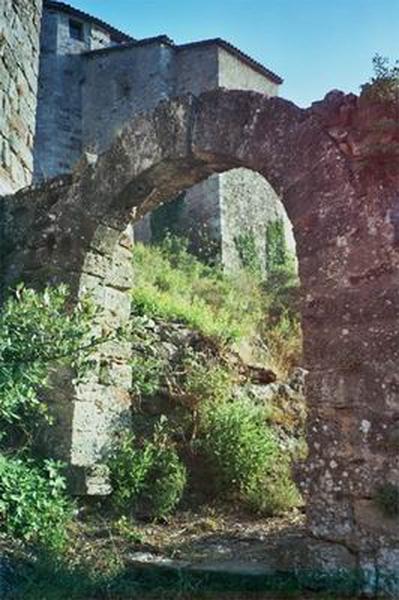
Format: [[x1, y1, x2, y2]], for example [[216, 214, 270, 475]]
[[3, 89, 399, 573]]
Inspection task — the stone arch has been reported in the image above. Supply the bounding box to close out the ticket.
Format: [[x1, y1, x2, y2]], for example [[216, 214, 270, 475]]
[[3, 89, 399, 564]]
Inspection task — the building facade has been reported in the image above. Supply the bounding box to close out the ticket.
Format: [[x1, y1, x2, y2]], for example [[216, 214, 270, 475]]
[[1, 0, 295, 272]]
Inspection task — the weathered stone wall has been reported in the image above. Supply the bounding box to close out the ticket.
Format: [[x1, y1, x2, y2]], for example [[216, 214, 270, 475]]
[[0, 0, 42, 194], [163, 46, 282, 269], [4, 90, 399, 588], [33, 6, 119, 181], [220, 168, 296, 273], [174, 44, 219, 96], [32, 13, 286, 269], [2, 172, 134, 494], [82, 43, 175, 155], [218, 46, 278, 95]]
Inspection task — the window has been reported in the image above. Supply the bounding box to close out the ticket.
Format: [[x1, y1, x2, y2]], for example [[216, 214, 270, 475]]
[[69, 19, 84, 41]]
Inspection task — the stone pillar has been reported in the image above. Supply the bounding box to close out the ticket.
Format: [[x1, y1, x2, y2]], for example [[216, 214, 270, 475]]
[[0, 0, 42, 193]]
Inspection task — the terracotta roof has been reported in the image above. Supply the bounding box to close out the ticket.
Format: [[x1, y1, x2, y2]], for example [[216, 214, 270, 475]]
[[44, 1, 135, 43]]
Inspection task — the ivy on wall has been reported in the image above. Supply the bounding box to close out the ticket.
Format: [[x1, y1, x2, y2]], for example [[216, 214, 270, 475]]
[[234, 229, 262, 276], [265, 219, 287, 273], [234, 218, 288, 277]]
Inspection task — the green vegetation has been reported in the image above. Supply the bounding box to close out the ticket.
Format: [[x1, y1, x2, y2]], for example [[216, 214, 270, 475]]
[[131, 235, 264, 343], [234, 229, 262, 275], [265, 219, 288, 273], [109, 418, 187, 518], [0, 236, 303, 596], [113, 237, 303, 517], [361, 54, 399, 104], [198, 397, 300, 513], [0, 455, 72, 550], [0, 285, 108, 549], [0, 284, 97, 445]]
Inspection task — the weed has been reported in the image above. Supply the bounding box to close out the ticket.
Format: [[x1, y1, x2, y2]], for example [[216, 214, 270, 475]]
[[131, 239, 264, 343], [109, 417, 187, 518]]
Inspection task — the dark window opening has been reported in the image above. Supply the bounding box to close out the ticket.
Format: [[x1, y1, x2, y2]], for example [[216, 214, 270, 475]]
[[69, 19, 84, 41]]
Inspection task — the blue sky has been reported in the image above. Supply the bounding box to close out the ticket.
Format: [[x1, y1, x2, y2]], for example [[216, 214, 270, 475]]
[[71, 0, 399, 107]]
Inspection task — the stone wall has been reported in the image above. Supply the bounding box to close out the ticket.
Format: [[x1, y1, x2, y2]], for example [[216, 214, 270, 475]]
[[162, 45, 283, 269], [0, 0, 42, 194], [174, 44, 219, 96], [32, 14, 287, 269], [218, 46, 278, 95], [140, 44, 284, 266], [1, 173, 134, 494], [5, 90, 399, 582], [82, 43, 174, 155], [33, 6, 117, 181], [220, 168, 296, 273]]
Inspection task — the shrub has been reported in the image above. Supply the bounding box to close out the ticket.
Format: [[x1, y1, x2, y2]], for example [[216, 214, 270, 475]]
[[198, 397, 301, 514], [0, 284, 99, 445], [199, 398, 272, 498], [109, 418, 187, 518], [262, 262, 302, 377], [361, 54, 399, 104], [0, 454, 73, 549], [265, 219, 288, 273], [0, 284, 113, 550], [182, 352, 233, 405], [247, 456, 302, 516]]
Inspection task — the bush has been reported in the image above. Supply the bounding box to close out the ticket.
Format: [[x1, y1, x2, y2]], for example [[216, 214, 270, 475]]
[[247, 457, 302, 516], [109, 418, 187, 518], [0, 284, 98, 445], [262, 262, 302, 377], [0, 284, 112, 550], [181, 352, 233, 405], [198, 398, 301, 515], [361, 54, 399, 104], [0, 454, 73, 549]]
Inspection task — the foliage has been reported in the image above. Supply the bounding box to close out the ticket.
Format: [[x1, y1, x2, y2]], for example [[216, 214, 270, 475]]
[[361, 54, 399, 104], [128, 236, 302, 514], [181, 351, 233, 405], [261, 262, 302, 377], [0, 454, 73, 549], [109, 418, 187, 518], [0, 284, 100, 445], [247, 454, 302, 515], [234, 230, 262, 276], [0, 284, 114, 550], [131, 237, 264, 343], [375, 482, 399, 517], [265, 218, 288, 273], [198, 397, 300, 513]]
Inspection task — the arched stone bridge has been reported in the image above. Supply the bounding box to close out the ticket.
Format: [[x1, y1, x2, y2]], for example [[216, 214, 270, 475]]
[[2, 88, 399, 582]]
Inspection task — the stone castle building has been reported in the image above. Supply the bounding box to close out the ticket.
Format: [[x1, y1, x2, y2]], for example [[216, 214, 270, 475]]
[[1, 0, 294, 271]]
